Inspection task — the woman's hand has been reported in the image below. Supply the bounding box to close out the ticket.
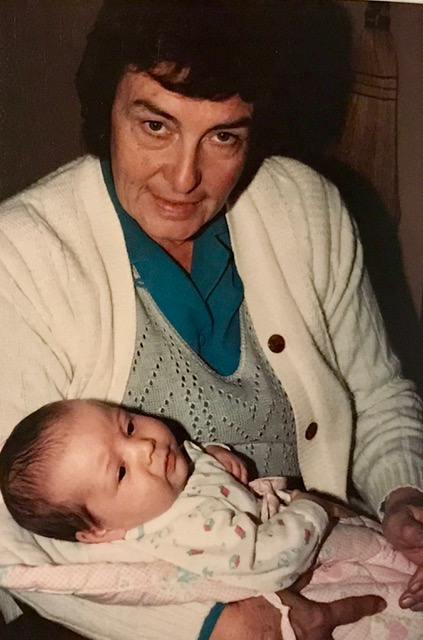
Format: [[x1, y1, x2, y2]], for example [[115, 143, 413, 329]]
[[209, 590, 386, 640], [290, 490, 356, 518], [382, 487, 423, 610], [279, 586, 386, 640], [204, 445, 248, 484]]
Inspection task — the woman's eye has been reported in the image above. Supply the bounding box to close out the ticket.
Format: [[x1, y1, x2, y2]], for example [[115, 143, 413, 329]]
[[127, 420, 135, 436], [214, 131, 237, 145], [118, 465, 126, 482], [146, 120, 165, 134]]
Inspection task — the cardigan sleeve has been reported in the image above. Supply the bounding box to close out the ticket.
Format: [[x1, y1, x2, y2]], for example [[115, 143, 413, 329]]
[[0, 208, 74, 439], [228, 156, 423, 510], [320, 178, 423, 515]]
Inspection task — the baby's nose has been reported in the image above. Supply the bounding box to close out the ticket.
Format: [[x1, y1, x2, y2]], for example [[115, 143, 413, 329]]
[[136, 437, 155, 464]]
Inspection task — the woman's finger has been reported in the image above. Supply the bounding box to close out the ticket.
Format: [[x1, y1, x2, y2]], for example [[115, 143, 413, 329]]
[[280, 590, 386, 640], [324, 594, 386, 628], [290, 570, 314, 592]]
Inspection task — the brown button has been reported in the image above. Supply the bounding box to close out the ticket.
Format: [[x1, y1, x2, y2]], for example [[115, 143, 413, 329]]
[[268, 334, 285, 353], [305, 422, 318, 440]]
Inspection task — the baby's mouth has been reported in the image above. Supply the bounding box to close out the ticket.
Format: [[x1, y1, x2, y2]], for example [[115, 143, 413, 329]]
[[165, 448, 175, 475]]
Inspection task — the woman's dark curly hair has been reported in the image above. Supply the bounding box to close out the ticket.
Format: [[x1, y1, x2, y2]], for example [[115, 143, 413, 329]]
[[76, 0, 282, 160]]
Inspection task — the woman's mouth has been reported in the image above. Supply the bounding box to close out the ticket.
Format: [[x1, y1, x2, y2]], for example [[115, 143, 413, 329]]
[[151, 193, 201, 216]]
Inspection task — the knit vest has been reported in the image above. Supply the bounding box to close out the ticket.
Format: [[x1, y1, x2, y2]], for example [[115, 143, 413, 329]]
[[123, 285, 300, 479]]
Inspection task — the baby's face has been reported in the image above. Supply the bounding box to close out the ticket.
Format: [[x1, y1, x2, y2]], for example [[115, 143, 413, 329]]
[[49, 401, 189, 538]]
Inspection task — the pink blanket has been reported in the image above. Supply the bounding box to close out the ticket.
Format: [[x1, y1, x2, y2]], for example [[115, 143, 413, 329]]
[[1, 478, 421, 638], [269, 516, 421, 639], [1, 516, 420, 638]]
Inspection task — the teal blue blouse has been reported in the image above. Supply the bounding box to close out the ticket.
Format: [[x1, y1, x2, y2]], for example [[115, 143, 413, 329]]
[[101, 160, 244, 376]]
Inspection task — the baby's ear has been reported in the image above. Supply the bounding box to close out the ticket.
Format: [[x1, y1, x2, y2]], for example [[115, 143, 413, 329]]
[[75, 527, 126, 544]]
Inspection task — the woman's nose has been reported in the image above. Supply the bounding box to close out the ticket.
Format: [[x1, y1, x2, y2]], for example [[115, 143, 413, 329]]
[[167, 142, 202, 194]]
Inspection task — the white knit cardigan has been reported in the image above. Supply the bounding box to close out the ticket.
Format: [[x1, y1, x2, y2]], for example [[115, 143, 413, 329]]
[[0, 155, 422, 640]]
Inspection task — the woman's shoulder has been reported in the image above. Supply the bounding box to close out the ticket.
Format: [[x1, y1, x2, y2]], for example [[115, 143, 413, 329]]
[[253, 155, 340, 206], [231, 156, 357, 284], [261, 155, 322, 181], [0, 155, 116, 267], [0, 155, 101, 226], [241, 156, 345, 229], [0, 155, 116, 290]]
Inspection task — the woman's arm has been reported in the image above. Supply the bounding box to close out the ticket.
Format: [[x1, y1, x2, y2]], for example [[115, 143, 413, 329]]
[[210, 591, 386, 640], [321, 181, 423, 608], [210, 598, 282, 640], [322, 182, 423, 515]]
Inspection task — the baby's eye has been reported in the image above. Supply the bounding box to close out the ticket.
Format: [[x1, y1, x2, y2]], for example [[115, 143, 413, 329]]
[[118, 465, 126, 482], [127, 420, 135, 436]]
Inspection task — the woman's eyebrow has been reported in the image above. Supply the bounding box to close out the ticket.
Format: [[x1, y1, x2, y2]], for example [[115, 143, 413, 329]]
[[208, 116, 252, 132], [132, 98, 176, 122], [131, 99, 252, 132]]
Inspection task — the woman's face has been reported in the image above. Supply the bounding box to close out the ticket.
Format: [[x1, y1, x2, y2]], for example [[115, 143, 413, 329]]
[[110, 70, 253, 251]]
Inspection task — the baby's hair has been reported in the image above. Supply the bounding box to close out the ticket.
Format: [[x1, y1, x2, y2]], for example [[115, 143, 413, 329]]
[[0, 400, 101, 541]]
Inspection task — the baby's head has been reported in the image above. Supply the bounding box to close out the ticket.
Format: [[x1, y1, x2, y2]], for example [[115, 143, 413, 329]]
[[0, 400, 189, 542]]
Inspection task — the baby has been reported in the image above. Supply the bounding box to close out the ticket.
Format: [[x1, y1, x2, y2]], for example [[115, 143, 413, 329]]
[[0, 399, 329, 591], [6, 400, 423, 640]]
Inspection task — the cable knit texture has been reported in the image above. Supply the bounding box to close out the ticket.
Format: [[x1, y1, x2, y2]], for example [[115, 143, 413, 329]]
[[0, 155, 422, 640]]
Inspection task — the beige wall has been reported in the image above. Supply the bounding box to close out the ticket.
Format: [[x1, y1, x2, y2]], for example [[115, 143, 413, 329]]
[[341, 0, 423, 317]]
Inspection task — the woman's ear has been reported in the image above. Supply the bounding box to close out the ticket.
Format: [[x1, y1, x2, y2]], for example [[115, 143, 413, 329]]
[[75, 526, 126, 544]]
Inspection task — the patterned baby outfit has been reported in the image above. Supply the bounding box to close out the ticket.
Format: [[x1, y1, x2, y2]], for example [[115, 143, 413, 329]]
[[124, 442, 327, 592]]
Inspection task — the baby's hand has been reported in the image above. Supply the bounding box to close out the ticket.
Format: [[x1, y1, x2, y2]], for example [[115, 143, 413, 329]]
[[205, 445, 248, 484], [290, 490, 355, 518]]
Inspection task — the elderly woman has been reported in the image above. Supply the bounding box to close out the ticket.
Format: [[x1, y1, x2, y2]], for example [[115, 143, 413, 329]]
[[1, 1, 423, 639]]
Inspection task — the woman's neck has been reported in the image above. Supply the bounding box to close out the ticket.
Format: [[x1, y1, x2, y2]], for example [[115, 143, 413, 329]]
[[157, 239, 193, 272]]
